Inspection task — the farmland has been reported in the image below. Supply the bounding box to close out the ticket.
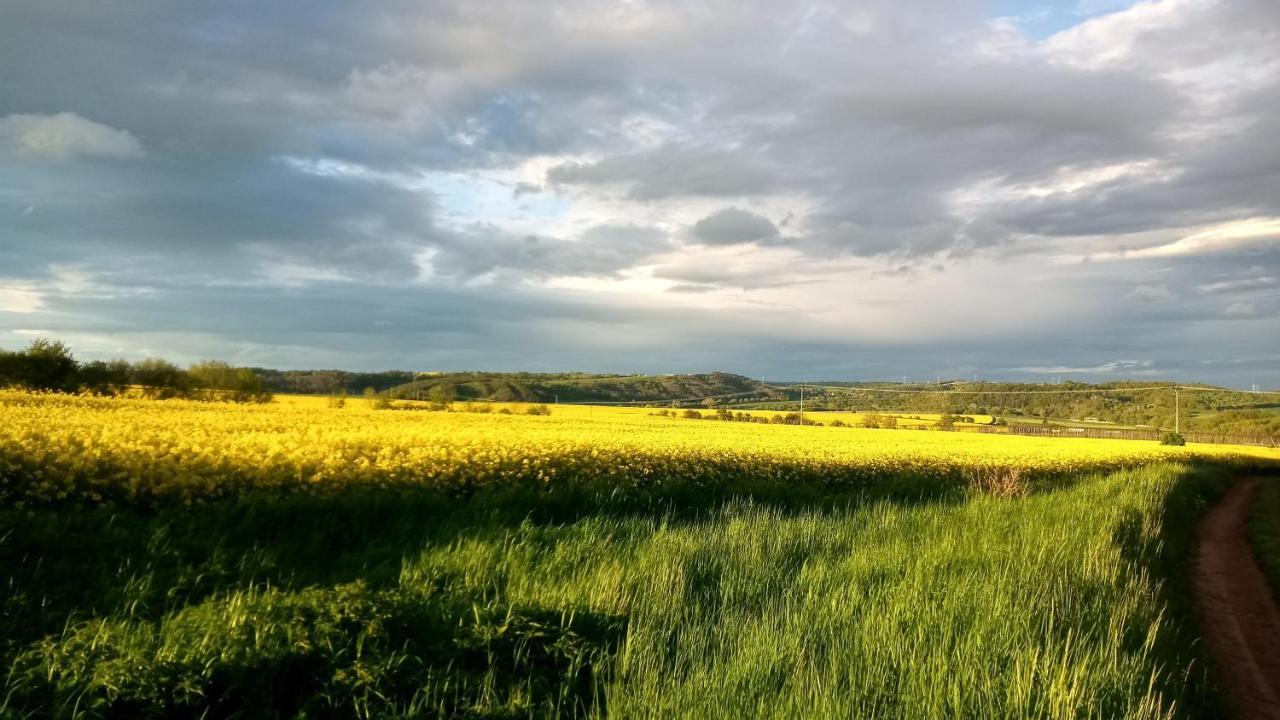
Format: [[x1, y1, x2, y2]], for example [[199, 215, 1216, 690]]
[[3, 390, 1280, 717]]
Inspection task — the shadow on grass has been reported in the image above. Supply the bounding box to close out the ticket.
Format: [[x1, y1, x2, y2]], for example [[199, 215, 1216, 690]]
[[0, 472, 979, 646], [4, 466, 1109, 718], [5, 581, 625, 719]]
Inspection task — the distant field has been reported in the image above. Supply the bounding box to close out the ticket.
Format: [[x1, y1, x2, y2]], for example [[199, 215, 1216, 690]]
[[1004, 414, 1152, 430], [3, 390, 1279, 717], [337, 396, 998, 429]]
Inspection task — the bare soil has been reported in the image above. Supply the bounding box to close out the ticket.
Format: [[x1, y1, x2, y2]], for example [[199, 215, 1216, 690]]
[[1195, 479, 1280, 719]]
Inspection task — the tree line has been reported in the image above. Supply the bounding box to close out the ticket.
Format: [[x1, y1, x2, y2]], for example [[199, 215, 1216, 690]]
[[0, 338, 271, 403]]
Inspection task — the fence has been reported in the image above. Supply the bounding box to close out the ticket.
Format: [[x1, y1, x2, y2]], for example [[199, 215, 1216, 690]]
[[996, 424, 1279, 448]]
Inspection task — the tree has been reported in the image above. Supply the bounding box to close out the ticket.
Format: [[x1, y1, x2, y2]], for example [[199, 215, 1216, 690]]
[[188, 360, 272, 403], [78, 359, 130, 395], [9, 338, 79, 391], [428, 382, 456, 408], [131, 359, 190, 399], [0, 348, 17, 387]]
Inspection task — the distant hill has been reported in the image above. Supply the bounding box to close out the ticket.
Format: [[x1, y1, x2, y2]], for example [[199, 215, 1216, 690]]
[[385, 371, 781, 404], [252, 368, 1277, 435], [255, 369, 781, 405]]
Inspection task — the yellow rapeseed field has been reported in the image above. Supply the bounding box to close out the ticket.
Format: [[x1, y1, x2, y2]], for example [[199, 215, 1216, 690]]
[[3, 389, 1277, 507]]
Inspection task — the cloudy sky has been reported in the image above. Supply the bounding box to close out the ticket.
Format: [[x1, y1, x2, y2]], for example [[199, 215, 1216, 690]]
[[2, 0, 1278, 385]]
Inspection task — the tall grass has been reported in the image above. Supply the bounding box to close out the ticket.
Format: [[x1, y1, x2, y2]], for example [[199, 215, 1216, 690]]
[[1248, 477, 1280, 603], [3, 463, 1224, 718]]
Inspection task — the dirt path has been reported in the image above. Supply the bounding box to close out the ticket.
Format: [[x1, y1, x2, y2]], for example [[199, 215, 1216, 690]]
[[1195, 479, 1280, 719]]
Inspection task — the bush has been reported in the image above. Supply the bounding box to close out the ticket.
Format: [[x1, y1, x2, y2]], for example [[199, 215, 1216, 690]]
[[1161, 432, 1186, 446], [681, 409, 703, 420], [526, 404, 552, 416]]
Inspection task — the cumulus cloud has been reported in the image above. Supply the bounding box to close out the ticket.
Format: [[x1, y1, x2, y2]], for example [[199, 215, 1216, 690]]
[[0, 112, 143, 160]]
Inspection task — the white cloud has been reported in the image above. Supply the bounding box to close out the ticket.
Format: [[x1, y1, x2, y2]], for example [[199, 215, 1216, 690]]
[[0, 112, 143, 160], [1008, 359, 1155, 374], [1123, 284, 1174, 303], [1224, 301, 1259, 317], [1126, 218, 1280, 258], [1043, 0, 1208, 71], [1197, 276, 1277, 294], [0, 284, 44, 313]]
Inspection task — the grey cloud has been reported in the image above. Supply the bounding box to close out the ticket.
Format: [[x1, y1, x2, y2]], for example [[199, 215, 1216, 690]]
[[547, 146, 784, 200], [429, 223, 671, 280], [667, 283, 719, 293], [650, 262, 807, 292], [691, 208, 779, 246]]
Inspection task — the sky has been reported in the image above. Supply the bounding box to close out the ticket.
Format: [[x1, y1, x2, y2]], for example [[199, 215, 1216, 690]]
[[1, 0, 1278, 386]]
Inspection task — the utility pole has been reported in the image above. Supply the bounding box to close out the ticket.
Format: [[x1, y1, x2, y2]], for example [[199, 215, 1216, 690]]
[[1174, 386, 1180, 434]]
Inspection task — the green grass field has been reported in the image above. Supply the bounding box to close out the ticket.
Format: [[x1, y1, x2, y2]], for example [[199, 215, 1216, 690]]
[[2, 462, 1230, 718]]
